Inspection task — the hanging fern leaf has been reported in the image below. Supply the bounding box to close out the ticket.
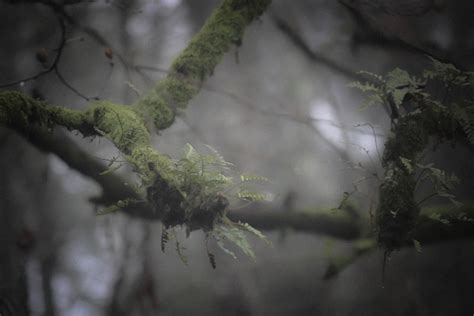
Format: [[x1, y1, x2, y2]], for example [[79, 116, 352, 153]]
[[424, 56, 471, 86], [356, 70, 385, 82], [400, 157, 414, 174], [237, 190, 267, 202], [385, 68, 424, 107], [453, 105, 474, 145], [236, 222, 271, 245], [348, 81, 382, 93], [172, 229, 188, 265], [215, 225, 256, 260], [413, 239, 422, 253], [207, 251, 216, 269], [215, 238, 237, 259], [161, 228, 169, 252], [240, 174, 270, 183], [204, 144, 234, 168]]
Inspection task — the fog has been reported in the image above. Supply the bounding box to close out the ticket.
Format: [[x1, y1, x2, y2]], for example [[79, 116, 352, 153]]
[[0, 0, 473, 315]]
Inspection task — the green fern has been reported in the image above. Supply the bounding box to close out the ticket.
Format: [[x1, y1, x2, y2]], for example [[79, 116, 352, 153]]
[[453, 104, 474, 144], [213, 224, 257, 260], [400, 157, 414, 174], [165, 144, 271, 266], [97, 143, 270, 266], [349, 68, 424, 110], [385, 68, 424, 107], [424, 56, 472, 86]]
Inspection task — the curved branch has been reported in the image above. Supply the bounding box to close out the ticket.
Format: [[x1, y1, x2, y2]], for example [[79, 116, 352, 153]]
[[0, 0, 273, 232], [134, 0, 272, 130], [0, 15, 67, 89]]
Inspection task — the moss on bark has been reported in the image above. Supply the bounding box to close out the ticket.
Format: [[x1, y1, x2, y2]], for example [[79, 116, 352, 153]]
[[0, 0, 272, 230], [135, 0, 272, 130], [377, 100, 466, 251]]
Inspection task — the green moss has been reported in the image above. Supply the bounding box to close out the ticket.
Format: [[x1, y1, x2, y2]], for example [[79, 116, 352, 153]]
[[0, 91, 34, 128], [134, 0, 272, 131], [157, 76, 198, 109], [377, 166, 419, 251], [382, 117, 428, 165], [0, 91, 92, 134], [1, 0, 274, 240], [170, 0, 271, 82], [129, 146, 174, 184], [376, 105, 466, 251], [377, 112, 432, 251], [135, 90, 175, 130], [85, 101, 150, 153]]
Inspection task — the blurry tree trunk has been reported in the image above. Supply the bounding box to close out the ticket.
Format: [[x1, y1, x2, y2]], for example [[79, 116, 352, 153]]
[[0, 133, 29, 316], [40, 254, 56, 316]]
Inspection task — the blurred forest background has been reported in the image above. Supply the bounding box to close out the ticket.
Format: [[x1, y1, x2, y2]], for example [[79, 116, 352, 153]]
[[0, 0, 473, 315]]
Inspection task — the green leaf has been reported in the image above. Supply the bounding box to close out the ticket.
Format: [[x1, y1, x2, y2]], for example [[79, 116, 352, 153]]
[[240, 174, 269, 183], [215, 225, 256, 260], [216, 239, 237, 259], [237, 191, 267, 202], [236, 222, 271, 245], [429, 213, 450, 225], [400, 157, 413, 174]]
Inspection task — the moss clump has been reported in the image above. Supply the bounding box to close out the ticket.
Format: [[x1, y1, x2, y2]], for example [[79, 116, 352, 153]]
[[85, 101, 150, 154], [135, 90, 176, 130], [382, 117, 428, 164], [376, 105, 466, 251], [0, 91, 38, 129], [376, 112, 429, 250], [129, 146, 175, 185], [0, 91, 92, 134], [377, 167, 419, 250], [156, 76, 198, 109]]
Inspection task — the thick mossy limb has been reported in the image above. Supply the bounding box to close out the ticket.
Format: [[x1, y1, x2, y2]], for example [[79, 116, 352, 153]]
[[84, 101, 150, 153], [135, 0, 272, 130], [377, 165, 419, 251], [0, 91, 94, 135], [0, 0, 271, 230], [0, 91, 191, 221], [377, 103, 466, 251]]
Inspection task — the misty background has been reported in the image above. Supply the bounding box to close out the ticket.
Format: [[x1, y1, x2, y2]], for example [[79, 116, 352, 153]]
[[0, 0, 473, 315]]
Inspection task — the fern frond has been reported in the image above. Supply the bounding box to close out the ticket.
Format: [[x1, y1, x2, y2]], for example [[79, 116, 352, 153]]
[[172, 229, 188, 265], [161, 227, 169, 252], [454, 105, 474, 144], [215, 237, 237, 259], [348, 81, 381, 93], [400, 157, 414, 174], [204, 144, 234, 168], [240, 174, 269, 182], [356, 70, 385, 82], [215, 225, 256, 260], [237, 190, 267, 202], [235, 222, 271, 245]]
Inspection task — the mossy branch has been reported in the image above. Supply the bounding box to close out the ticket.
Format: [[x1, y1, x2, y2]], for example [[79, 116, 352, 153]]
[[0, 0, 272, 231], [134, 0, 272, 130], [377, 100, 466, 251]]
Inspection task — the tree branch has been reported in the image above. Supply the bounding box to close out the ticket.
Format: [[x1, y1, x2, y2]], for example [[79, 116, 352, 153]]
[[10, 122, 474, 245], [271, 13, 366, 82], [0, 0, 272, 232]]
